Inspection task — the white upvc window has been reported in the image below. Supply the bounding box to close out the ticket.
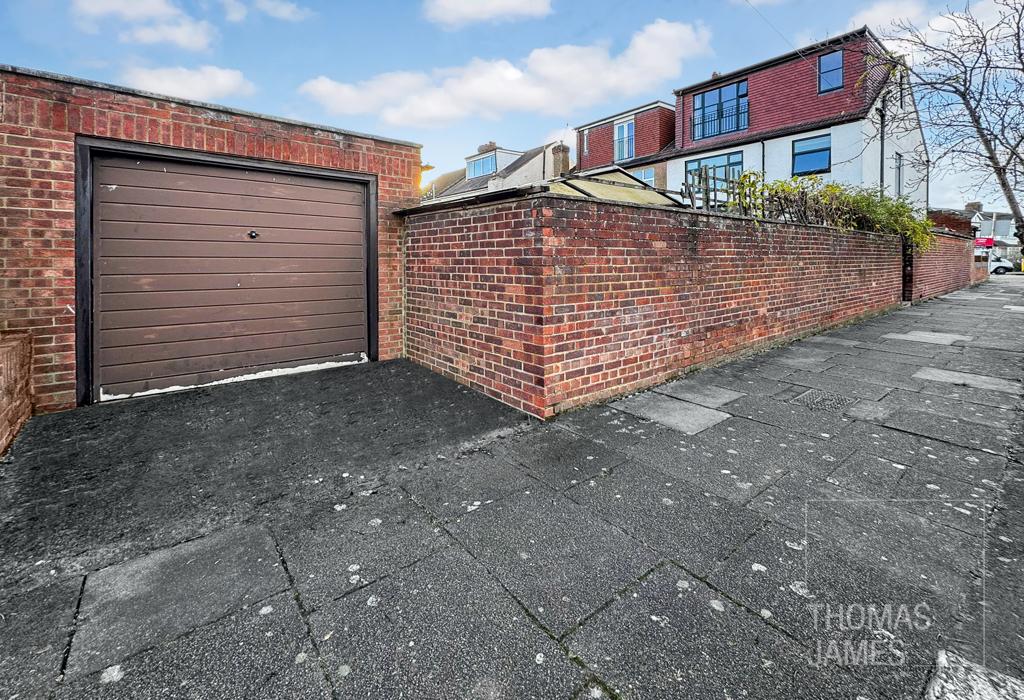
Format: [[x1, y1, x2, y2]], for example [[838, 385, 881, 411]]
[[582, 129, 589, 155], [614, 119, 634, 161], [632, 167, 655, 187]]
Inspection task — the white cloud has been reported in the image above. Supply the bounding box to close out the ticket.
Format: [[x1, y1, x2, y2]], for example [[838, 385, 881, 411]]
[[71, 0, 180, 22], [119, 16, 216, 51], [121, 65, 256, 102], [300, 19, 711, 127], [72, 0, 215, 50], [222, 0, 248, 22], [847, 0, 927, 31], [424, 0, 551, 28], [254, 0, 312, 21]]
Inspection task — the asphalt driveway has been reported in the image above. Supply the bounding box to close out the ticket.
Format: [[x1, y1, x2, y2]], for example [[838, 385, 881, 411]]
[[2, 277, 1023, 699]]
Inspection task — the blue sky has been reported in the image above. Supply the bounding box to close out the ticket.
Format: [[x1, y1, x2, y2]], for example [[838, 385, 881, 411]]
[[0, 0, 1005, 210]]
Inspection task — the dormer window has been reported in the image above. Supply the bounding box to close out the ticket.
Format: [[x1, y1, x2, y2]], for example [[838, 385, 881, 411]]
[[614, 119, 634, 161], [818, 50, 843, 93], [467, 153, 497, 179], [692, 80, 748, 141]]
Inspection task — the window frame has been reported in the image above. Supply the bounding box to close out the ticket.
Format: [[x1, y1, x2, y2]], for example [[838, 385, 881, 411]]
[[894, 152, 903, 197], [791, 134, 831, 176], [684, 151, 744, 184], [466, 152, 497, 179], [818, 50, 844, 94], [691, 80, 749, 141], [614, 118, 635, 162], [632, 166, 656, 187]]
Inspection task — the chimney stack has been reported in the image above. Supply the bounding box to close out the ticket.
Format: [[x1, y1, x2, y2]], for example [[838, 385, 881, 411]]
[[551, 144, 571, 177], [965, 201, 983, 213], [477, 141, 497, 153]]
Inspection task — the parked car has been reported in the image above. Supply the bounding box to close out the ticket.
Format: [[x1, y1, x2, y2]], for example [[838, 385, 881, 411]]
[[989, 253, 1015, 274]]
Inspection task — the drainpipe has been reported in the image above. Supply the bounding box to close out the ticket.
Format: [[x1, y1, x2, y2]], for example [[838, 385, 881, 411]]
[[877, 93, 887, 197], [760, 140, 766, 177]]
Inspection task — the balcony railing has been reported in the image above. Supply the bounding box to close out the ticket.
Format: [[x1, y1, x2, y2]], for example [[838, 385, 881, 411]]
[[613, 135, 634, 162], [691, 103, 749, 141]]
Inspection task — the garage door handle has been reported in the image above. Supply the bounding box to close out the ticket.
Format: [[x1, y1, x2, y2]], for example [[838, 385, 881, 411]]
[[248, 230, 259, 239]]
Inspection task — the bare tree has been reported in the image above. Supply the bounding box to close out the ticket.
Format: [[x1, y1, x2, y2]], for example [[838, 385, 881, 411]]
[[875, 0, 1024, 243]]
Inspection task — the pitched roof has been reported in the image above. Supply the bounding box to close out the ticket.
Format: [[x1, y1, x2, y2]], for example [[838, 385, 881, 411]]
[[672, 27, 879, 96], [422, 143, 552, 201]]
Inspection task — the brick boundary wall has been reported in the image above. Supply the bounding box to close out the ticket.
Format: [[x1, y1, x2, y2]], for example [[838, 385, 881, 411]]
[[907, 230, 978, 301], [0, 67, 420, 412], [0, 332, 32, 454], [404, 194, 906, 418]]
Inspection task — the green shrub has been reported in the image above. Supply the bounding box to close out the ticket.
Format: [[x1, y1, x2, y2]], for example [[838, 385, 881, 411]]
[[730, 172, 934, 252]]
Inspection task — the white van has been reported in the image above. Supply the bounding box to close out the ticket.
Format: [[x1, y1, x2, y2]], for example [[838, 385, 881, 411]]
[[989, 253, 1015, 275]]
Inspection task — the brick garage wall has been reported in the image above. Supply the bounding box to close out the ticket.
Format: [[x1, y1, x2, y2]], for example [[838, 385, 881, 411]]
[[404, 194, 904, 418], [0, 68, 420, 412], [0, 332, 32, 454], [908, 231, 976, 301], [404, 199, 547, 415]]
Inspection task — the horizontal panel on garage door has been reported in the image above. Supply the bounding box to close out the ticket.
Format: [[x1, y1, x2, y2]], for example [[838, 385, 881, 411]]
[[92, 154, 369, 400]]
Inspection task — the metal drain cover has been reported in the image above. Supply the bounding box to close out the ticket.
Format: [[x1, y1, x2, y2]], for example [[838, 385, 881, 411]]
[[789, 388, 858, 413]]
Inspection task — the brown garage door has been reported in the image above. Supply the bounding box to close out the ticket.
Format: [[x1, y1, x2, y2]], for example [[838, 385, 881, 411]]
[[92, 155, 368, 400]]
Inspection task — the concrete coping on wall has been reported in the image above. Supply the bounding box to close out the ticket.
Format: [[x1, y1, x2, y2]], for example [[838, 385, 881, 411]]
[[0, 64, 422, 150], [399, 186, 903, 241]]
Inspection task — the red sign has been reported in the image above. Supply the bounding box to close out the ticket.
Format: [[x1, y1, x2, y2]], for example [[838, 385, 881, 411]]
[[975, 237, 995, 247]]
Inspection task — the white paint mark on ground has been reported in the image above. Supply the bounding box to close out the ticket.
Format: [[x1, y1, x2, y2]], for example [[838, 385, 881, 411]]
[[100, 665, 124, 684], [751, 563, 767, 573], [709, 600, 725, 612], [99, 355, 369, 401], [258, 605, 273, 615]]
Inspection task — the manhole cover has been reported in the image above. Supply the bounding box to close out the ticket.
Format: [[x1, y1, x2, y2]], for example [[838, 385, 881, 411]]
[[789, 388, 858, 413]]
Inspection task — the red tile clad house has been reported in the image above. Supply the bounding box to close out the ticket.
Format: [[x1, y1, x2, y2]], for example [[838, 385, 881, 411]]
[[575, 102, 675, 188], [574, 27, 928, 209]]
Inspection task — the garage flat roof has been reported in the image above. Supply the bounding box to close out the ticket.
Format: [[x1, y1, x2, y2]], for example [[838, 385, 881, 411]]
[[0, 64, 422, 149]]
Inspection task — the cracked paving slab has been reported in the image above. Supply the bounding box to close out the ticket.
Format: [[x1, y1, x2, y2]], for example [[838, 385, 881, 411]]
[[0, 577, 82, 697], [748, 471, 984, 599], [447, 488, 660, 638], [66, 526, 287, 678], [566, 464, 764, 576], [707, 521, 966, 698], [913, 367, 1023, 395], [622, 417, 852, 502], [270, 487, 447, 611], [564, 565, 866, 699], [611, 393, 730, 435], [882, 331, 974, 345], [58, 591, 329, 699], [308, 547, 583, 698], [651, 380, 746, 408], [396, 449, 536, 521], [836, 421, 1007, 486], [487, 424, 630, 490]]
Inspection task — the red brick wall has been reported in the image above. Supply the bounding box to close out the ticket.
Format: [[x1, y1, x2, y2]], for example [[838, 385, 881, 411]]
[[929, 210, 973, 235], [676, 36, 878, 151], [404, 199, 547, 415], [0, 332, 32, 454], [971, 261, 990, 285], [908, 231, 977, 301], [404, 195, 905, 418], [578, 106, 674, 170], [0, 68, 420, 412]]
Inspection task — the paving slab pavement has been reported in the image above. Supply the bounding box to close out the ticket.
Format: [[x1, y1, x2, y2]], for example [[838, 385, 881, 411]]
[[3, 277, 1024, 697]]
